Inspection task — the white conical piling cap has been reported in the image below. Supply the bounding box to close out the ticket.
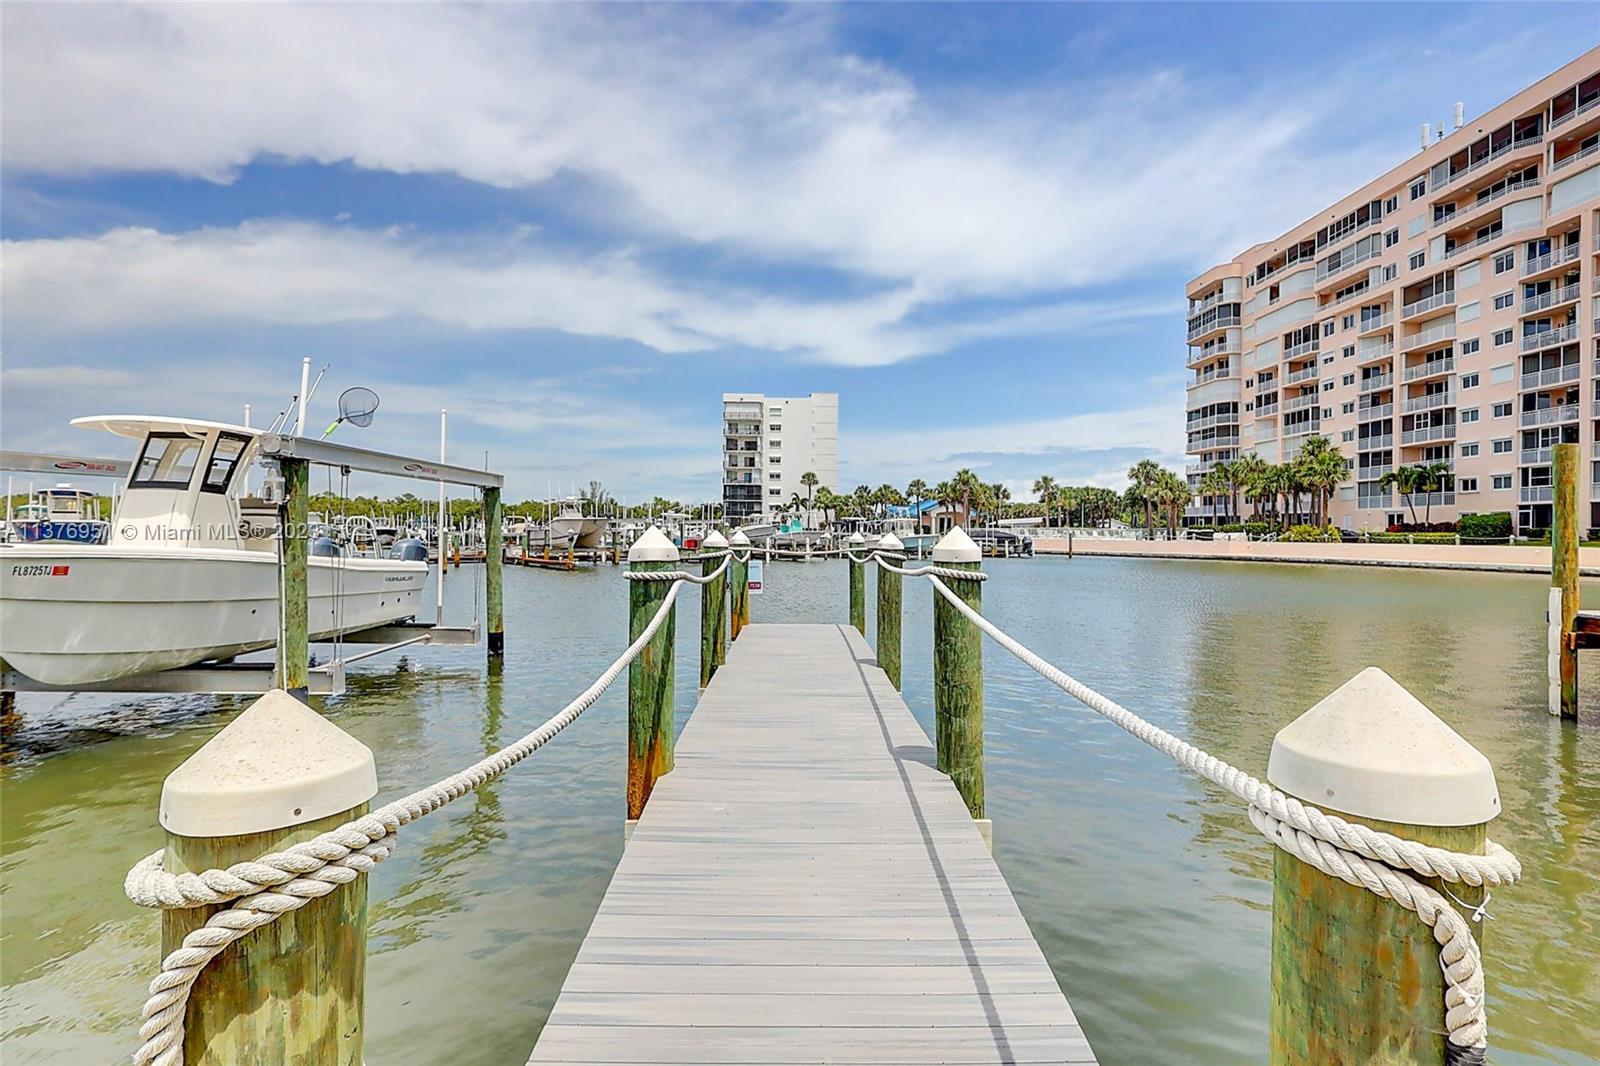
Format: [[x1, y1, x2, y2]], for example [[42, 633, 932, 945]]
[[629, 525, 679, 563], [848, 532, 865, 546], [878, 532, 904, 551], [932, 526, 980, 563], [161, 690, 377, 837], [1267, 667, 1500, 826], [703, 529, 729, 549], [729, 529, 750, 547]]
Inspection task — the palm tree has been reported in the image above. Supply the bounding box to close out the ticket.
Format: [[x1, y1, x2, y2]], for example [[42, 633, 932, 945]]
[[1378, 466, 1424, 525], [949, 468, 983, 528], [1232, 453, 1269, 520], [1263, 463, 1296, 528], [1154, 471, 1190, 537], [1415, 461, 1452, 524], [1198, 467, 1229, 524], [1032, 475, 1059, 528], [906, 478, 927, 525], [800, 471, 819, 508], [1294, 436, 1347, 527], [1127, 459, 1164, 538], [988, 482, 1011, 524]]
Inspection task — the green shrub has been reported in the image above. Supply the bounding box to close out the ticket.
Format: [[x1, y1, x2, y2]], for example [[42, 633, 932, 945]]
[[1457, 512, 1512, 539], [1282, 524, 1338, 542], [1218, 521, 1272, 535]]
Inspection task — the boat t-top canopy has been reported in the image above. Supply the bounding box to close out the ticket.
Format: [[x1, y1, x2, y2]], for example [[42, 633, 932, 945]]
[[71, 416, 260, 440]]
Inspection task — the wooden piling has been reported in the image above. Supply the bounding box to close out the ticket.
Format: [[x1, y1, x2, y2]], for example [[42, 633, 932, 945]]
[[627, 528, 678, 820], [700, 530, 729, 688], [483, 486, 504, 657], [1551, 442, 1579, 720], [278, 458, 309, 700], [1267, 668, 1498, 1066], [729, 530, 751, 641], [932, 528, 984, 818], [876, 533, 903, 690], [848, 533, 867, 635], [159, 690, 376, 1064]]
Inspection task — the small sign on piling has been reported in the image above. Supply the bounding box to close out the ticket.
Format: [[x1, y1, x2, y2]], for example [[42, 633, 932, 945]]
[[747, 559, 764, 594]]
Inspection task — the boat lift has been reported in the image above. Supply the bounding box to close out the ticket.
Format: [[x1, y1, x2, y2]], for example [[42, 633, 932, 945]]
[[1, 433, 505, 699]]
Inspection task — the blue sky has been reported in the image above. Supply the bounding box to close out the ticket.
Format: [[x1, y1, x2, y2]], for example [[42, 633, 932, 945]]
[[3, 3, 1596, 503]]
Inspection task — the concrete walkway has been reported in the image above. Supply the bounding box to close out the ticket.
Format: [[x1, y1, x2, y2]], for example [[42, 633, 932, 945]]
[[528, 623, 1095, 1065], [1034, 536, 1600, 576]]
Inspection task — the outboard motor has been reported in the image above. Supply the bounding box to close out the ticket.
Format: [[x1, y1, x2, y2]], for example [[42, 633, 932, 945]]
[[392, 537, 430, 562], [310, 536, 343, 558]]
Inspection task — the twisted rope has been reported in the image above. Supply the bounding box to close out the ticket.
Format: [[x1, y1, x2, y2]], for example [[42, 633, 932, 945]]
[[872, 552, 988, 582], [923, 571, 1516, 1053], [124, 577, 687, 1066], [622, 552, 731, 585]]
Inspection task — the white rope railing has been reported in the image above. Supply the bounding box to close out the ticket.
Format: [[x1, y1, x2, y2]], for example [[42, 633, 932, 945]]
[[884, 552, 1515, 1057], [123, 575, 689, 1066]]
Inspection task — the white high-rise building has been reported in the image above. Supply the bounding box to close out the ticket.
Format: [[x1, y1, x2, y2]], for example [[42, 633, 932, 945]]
[[721, 393, 839, 521]]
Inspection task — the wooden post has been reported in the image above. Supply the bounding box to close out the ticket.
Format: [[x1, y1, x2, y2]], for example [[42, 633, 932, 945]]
[[1551, 442, 1579, 720], [729, 529, 751, 641], [278, 458, 309, 701], [848, 532, 867, 635], [1267, 668, 1499, 1066], [932, 528, 984, 818], [627, 528, 677, 820], [158, 690, 376, 1064], [483, 486, 504, 657], [876, 533, 903, 690], [699, 529, 729, 687]]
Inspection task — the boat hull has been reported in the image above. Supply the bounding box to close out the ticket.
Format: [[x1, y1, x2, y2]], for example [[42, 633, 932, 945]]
[[1, 546, 427, 685]]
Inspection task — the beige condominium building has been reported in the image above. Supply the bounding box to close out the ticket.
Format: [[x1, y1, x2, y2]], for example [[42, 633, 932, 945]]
[[722, 392, 839, 522], [1186, 49, 1600, 533]]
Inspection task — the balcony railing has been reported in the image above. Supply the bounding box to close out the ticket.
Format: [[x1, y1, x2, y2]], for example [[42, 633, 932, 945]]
[[1519, 485, 1554, 504], [1191, 366, 1235, 387], [1358, 434, 1396, 451], [1522, 283, 1582, 315], [1283, 339, 1321, 360], [1403, 390, 1456, 413], [1402, 290, 1456, 319], [1520, 362, 1581, 390], [1401, 321, 1456, 352], [1358, 402, 1395, 421], [1403, 357, 1455, 382], [1254, 402, 1279, 417], [1187, 311, 1241, 342], [1401, 423, 1457, 444], [1187, 434, 1241, 451], [1521, 323, 1580, 352], [1357, 493, 1393, 509], [1552, 141, 1600, 172], [1442, 217, 1541, 261], [1187, 339, 1241, 365], [1357, 343, 1395, 365], [1432, 177, 1540, 229], [1283, 393, 1321, 412], [1359, 373, 1394, 393], [1550, 95, 1600, 129], [1522, 243, 1581, 277], [1359, 465, 1394, 481], [1186, 410, 1241, 431], [1433, 131, 1544, 190], [1358, 312, 1393, 335], [1519, 405, 1581, 427], [1284, 364, 1319, 385], [1521, 447, 1552, 466], [1282, 420, 1322, 439]]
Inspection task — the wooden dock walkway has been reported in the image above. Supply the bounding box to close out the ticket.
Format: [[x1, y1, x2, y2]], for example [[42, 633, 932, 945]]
[[529, 622, 1095, 1065]]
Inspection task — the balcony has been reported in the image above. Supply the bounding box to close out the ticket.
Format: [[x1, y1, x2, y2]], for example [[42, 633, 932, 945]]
[[1185, 410, 1241, 431], [1523, 243, 1581, 278], [1432, 177, 1540, 229], [1520, 362, 1581, 390], [1521, 323, 1580, 353], [1403, 357, 1455, 382], [1442, 217, 1541, 261], [1519, 405, 1581, 428], [1187, 434, 1241, 451], [1359, 372, 1394, 393], [1187, 310, 1241, 343], [724, 423, 760, 436], [1401, 290, 1456, 320], [1401, 423, 1458, 444], [1403, 390, 1456, 414], [1519, 485, 1554, 504], [1191, 366, 1234, 387], [1284, 364, 1319, 385], [1282, 420, 1322, 440], [1550, 94, 1600, 129], [1401, 321, 1456, 353], [1315, 240, 1385, 285], [1283, 339, 1321, 360], [1521, 282, 1581, 316], [1357, 343, 1395, 366], [1521, 447, 1553, 466], [1254, 402, 1280, 417], [1359, 434, 1396, 451], [1433, 131, 1545, 191], [1357, 493, 1394, 509], [1358, 403, 1395, 422], [1283, 393, 1321, 413], [1552, 141, 1600, 173], [1359, 465, 1394, 481], [1411, 491, 1457, 507], [1187, 339, 1241, 367], [1357, 312, 1393, 336]]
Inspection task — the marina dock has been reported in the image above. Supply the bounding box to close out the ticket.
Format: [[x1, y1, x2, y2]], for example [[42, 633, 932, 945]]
[[529, 622, 1095, 1065]]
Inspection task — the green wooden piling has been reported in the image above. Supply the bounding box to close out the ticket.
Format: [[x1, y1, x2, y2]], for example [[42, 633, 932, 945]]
[[932, 529, 984, 818], [1267, 668, 1498, 1066], [278, 458, 309, 700], [627, 529, 678, 819], [483, 486, 504, 657], [1552, 442, 1579, 721], [876, 534, 903, 690], [700, 530, 729, 687], [729, 531, 751, 641], [848, 533, 867, 635], [159, 690, 376, 1065]]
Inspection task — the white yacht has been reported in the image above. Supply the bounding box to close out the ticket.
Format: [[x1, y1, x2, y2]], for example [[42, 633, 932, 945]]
[[547, 498, 606, 549], [0, 416, 426, 686]]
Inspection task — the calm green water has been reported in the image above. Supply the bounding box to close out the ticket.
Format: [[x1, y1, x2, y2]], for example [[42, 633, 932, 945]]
[[2, 559, 1597, 1064]]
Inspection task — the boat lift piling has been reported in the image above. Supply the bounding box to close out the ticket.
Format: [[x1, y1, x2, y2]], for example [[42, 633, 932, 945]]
[[1549, 442, 1593, 721]]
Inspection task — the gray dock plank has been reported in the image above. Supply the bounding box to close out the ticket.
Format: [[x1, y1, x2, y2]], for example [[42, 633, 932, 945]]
[[528, 623, 1095, 1065]]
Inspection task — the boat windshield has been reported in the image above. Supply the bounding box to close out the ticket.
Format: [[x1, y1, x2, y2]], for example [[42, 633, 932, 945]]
[[201, 433, 250, 494], [130, 433, 204, 489]]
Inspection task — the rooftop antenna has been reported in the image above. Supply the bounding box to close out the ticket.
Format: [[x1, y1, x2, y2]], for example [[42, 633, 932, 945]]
[[1420, 123, 1431, 150], [1454, 101, 1465, 129]]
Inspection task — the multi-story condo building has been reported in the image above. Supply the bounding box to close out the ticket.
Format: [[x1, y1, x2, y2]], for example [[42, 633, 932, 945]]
[[1186, 50, 1600, 533], [721, 392, 839, 521]]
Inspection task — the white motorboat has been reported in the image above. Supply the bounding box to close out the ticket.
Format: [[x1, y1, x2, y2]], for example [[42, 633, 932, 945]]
[[0, 416, 426, 686], [547, 498, 606, 549]]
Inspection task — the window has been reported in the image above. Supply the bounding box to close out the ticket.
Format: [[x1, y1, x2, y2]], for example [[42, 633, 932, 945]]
[[1493, 329, 1513, 346], [1492, 438, 1513, 454], [769, 456, 781, 464], [1342, 374, 1355, 386], [1409, 251, 1426, 270], [1493, 251, 1514, 274], [1461, 408, 1480, 423], [768, 472, 781, 480], [768, 407, 782, 414], [1460, 337, 1480, 355], [1493, 402, 1512, 418], [1492, 292, 1514, 311], [1342, 315, 1354, 330], [1461, 442, 1480, 457], [201, 434, 249, 493], [1461, 372, 1480, 388], [130, 433, 203, 489], [1245, 377, 1254, 388], [1322, 381, 1334, 392], [1489, 364, 1513, 384], [1342, 430, 1355, 443], [1384, 228, 1399, 247], [1410, 178, 1427, 200], [1322, 407, 1333, 419], [1384, 265, 1398, 282], [769, 488, 783, 496], [1492, 474, 1512, 490], [1343, 345, 1355, 359], [1322, 354, 1335, 365], [769, 423, 782, 431], [1322, 319, 1335, 337], [1459, 477, 1478, 492], [1385, 195, 1399, 213]]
